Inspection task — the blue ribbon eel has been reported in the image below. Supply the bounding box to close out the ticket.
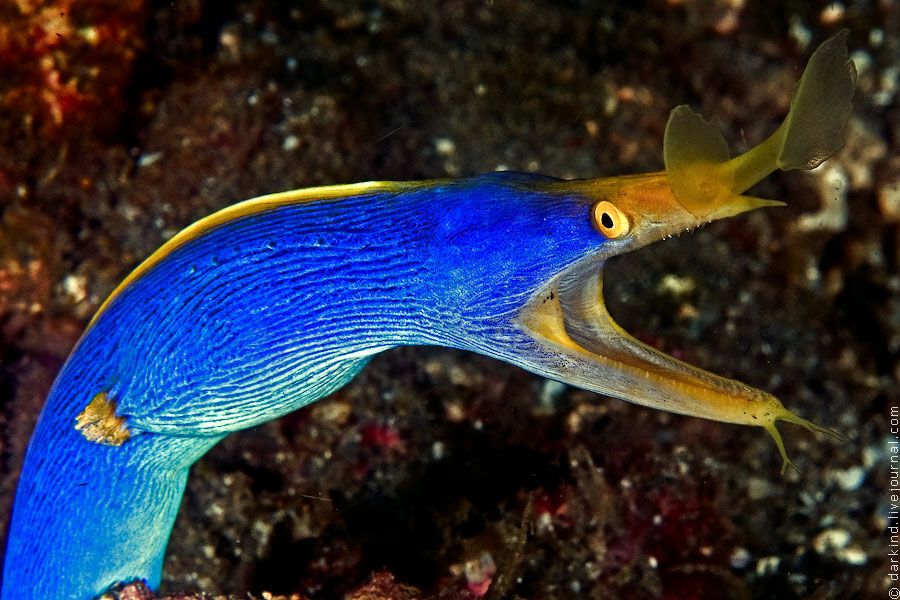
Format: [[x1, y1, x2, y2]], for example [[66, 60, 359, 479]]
[[1, 32, 855, 599]]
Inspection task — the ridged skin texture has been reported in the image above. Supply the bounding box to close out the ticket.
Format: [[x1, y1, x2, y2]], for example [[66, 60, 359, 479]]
[[2, 172, 604, 599]]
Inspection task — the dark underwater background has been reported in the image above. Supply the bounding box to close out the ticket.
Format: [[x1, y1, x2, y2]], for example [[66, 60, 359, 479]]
[[0, 1, 897, 598]]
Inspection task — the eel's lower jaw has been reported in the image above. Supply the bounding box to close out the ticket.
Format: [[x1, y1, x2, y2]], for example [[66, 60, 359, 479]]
[[520, 263, 774, 426], [517, 260, 841, 473]]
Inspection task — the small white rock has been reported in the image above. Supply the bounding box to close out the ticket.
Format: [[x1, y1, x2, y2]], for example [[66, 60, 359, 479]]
[[62, 274, 87, 303], [819, 2, 845, 24], [830, 466, 866, 491], [863, 444, 882, 468], [137, 151, 162, 168], [656, 274, 695, 298], [788, 18, 811, 50], [849, 50, 872, 74], [746, 476, 775, 500], [812, 528, 851, 554], [869, 28, 883, 47], [796, 166, 849, 233], [730, 546, 752, 570], [434, 137, 456, 156], [431, 441, 445, 460], [756, 555, 780, 576], [540, 380, 567, 408], [878, 177, 900, 222], [837, 545, 868, 565]]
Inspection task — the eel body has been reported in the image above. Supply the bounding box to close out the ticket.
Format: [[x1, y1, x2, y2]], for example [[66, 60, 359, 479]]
[[1, 32, 855, 599]]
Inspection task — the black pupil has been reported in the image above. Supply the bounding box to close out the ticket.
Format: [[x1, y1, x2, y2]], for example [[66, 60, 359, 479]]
[[600, 212, 615, 229]]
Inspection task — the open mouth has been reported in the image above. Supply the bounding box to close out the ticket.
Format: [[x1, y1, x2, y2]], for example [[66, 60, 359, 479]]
[[518, 244, 768, 425], [516, 242, 840, 475]]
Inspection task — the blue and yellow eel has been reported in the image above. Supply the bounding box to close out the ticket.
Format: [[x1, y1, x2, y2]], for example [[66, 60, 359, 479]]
[[1, 32, 856, 599]]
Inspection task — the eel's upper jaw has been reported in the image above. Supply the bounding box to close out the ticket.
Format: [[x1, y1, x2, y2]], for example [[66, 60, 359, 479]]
[[593, 171, 783, 261]]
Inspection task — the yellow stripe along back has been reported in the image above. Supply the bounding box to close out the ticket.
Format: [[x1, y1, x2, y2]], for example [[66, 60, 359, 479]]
[[89, 180, 436, 328]]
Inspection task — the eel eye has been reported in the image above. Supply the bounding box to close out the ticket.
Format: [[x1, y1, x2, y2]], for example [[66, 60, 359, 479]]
[[592, 201, 630, 238]]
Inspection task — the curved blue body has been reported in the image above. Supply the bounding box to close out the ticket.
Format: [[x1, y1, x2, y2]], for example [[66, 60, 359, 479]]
[[2, 173, 604, 599]]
